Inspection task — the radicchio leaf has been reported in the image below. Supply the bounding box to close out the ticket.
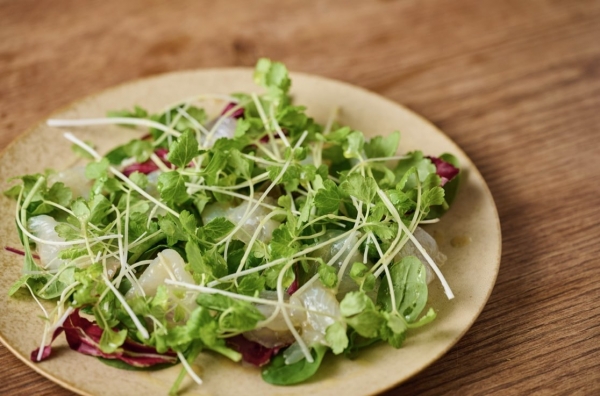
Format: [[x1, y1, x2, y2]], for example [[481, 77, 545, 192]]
[[221, 102, 245, 119], [31, 309, 177, 367], [122, 148, 172, 176], [427, 156, 459, 186], [226, 335, 282, 367]]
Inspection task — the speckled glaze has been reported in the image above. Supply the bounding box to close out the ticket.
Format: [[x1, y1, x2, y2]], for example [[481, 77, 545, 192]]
[[0, 70, 501, 396]]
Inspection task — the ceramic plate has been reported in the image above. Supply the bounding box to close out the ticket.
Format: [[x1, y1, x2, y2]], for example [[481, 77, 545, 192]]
[[0, 69, 501, 396]]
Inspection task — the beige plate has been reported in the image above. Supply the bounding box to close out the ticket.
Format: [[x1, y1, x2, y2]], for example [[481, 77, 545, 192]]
[[0, 69, 501, 396]]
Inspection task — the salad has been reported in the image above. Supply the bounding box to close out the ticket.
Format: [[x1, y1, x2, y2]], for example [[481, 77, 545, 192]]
[[4, 59, 460, 394]]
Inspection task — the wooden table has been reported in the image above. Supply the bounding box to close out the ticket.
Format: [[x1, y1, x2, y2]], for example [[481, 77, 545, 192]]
[[1, 0, 599, 394]]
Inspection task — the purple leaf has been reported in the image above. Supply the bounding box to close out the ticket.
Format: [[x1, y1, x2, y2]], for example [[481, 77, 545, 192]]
[[221, 102, 245, 119], [31, 309, 177, 367], [122, 148, 173, 176], [427, 156, 459, 186], [226, 335, 282, 367]]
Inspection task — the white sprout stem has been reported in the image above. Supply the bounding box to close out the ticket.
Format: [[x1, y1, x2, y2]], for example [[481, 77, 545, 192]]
[[269, 103, 291, 147], [63, 133, 179, 218], [236, 209, 286, 273], [375, 189, 454, 299], [149, 153, 173, 172], [37, 200, 102, 232], [184, 171, 269, 189], [240, 153, 281, 167], [383, 263, 398, 315], [419, 218, 440, 224], [165, 279, 288, 307], [36, 306, 75, 362], [176, 107, 210, 135], [276, 259, 313, 363], [252, 140, 281, 163], [408, 177, 422, 232], [102, 276, 149, 339], [128, 229, 163, 250], [47, 118, 181, 137], [177, 351, 203, 385], [36, 263, 75, 295], [252, 93, 281, 158], [25, 282, 49, 319], [112, 204, 142, 292], [153, 103, 191, 147]]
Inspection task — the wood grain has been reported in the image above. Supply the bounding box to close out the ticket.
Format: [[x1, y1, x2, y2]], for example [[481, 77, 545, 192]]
[[1, 0, 599, 394]]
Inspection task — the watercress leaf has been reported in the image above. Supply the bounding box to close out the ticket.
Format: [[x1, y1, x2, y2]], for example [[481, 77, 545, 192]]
[[325, 126, 351, 143], [380, 313, 407, 348], [99, 328, 127, 354], [364, 130, 400, 159], [46, 182, 72, 207], [196, 293, 232, 311], [350, 262, 369, 282], [219, 302, 264, 332], [203, 247, 228, 279], [228, 149, 252, 178], [124, 139, 153, 162], [88, 195, 111, 225], [185, 240, 206, 275], [237, 273, 265, 296], [71, 199, 90, 223], [199, 217, 234, 243], [158, 171, 189, 205], [167, 130, 199, 168], [55, 223, 80, 241], [345, 309, 384, 338], [128, 172, 148, 189], [340, 291, 369, 317], [85, 158, 110, 180], [318, 263, 338, 288], [406, 307, 436, 328], [158, 216, 188, 245], [174, 106, 206, 132], [340, 173, 377, 203], [269, 224, 298, 259], [394, 151, 436, 189], [325, 322, 348, 354], [179, 210, 197, 236], [314, 179, 344, 214], [253, 58, 291, 99], [421, 186, 445, 211], [362, 273, 376, 292], [343, 131, 364, 159]]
